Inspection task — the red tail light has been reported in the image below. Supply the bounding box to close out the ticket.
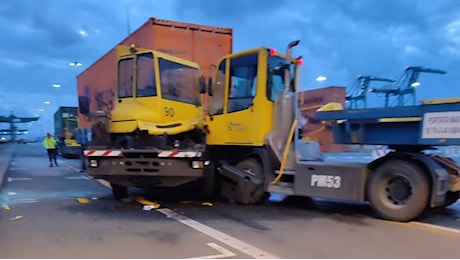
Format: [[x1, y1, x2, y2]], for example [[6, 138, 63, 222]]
[[269, 48, 276, 56]]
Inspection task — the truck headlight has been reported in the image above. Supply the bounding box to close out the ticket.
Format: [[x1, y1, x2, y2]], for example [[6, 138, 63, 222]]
[[191, 161, 203, 169], [90, 159, 98, 168]]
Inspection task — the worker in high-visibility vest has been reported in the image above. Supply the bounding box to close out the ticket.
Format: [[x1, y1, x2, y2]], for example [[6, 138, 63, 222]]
[[43, 133, 58, 167]]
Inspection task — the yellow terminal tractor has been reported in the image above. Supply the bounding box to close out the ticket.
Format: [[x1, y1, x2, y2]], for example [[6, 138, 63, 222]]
[[81, 45, 208, 200], [203, 40, 460, 222]]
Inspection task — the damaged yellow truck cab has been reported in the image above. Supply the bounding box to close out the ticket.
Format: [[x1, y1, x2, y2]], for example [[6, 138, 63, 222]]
[[205, 47, 299, 146]]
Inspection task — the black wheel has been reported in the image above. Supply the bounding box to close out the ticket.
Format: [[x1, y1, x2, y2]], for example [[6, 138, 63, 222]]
[[235, 158, 269, 205], [110, 183, 129, 201], [367, 160, 430, 222]]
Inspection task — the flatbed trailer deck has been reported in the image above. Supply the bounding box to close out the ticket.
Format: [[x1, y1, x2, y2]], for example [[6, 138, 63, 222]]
[[315, 101, 460, 147]]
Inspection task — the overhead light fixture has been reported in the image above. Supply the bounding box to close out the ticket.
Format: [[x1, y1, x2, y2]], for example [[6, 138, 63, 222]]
[[316, 76, 327, 82], [69, 62, 82, 67], [411, 82, 421, 87]]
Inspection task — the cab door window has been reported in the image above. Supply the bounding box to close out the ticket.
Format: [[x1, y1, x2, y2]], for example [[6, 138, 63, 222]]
[[227, 53, 258, 113], [136, 53, 157, 97], [209, 60, 226, 115], [118, 58, 134, 98]]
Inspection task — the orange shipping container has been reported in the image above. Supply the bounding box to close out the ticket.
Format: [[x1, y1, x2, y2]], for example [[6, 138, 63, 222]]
[[77, 17, 233, 128], [299, 86, 346, 152]]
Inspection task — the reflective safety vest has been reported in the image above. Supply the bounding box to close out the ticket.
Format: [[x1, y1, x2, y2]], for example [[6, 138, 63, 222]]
[[43, 136, 57, 149]]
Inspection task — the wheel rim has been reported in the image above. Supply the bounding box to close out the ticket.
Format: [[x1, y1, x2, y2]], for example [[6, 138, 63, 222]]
[[241, 167, 256, 177], [385, 175, 413, 206]]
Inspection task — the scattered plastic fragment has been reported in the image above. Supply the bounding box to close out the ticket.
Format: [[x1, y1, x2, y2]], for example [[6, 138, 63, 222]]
[[10, 215, 23, 220], [143, 205, 156, 211], [77, 198, 90, 204], [201, 202, 213, 207], [3, 205, 10, 210], [136, 197, 160, 209]]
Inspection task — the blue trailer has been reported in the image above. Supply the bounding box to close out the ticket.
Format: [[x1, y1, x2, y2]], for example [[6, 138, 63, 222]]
[[316, 99, 460, 148]]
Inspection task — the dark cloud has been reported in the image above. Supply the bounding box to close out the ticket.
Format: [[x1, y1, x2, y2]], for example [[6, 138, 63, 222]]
[[0, 0, 459, 137]]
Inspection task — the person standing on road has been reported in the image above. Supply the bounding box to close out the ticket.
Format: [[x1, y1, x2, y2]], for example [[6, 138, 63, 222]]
[[43, 133, 58, 167]]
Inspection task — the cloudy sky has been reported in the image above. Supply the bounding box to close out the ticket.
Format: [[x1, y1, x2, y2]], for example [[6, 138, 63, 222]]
[[0, 0, 459, 138]]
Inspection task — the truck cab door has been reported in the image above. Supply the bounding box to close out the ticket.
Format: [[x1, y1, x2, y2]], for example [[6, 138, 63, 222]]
[[206, 52, 260, 145]]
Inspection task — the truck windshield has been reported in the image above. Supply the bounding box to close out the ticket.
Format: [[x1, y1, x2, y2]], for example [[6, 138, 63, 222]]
[[267, 56, 296, 102], [159, 58, 200, 105]]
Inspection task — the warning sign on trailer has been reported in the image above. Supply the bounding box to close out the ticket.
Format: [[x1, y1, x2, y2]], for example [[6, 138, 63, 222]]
[[422, 111, 460, 139]]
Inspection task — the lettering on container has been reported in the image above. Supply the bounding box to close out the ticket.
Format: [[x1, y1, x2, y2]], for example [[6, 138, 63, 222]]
[[422, 112, 460, 139], [302, 96, 324, 105], [311, 174, 341, 188]]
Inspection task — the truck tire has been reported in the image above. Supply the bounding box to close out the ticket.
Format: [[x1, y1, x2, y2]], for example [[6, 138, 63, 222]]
[[367, 160, 429, 222], [110, 183, 129, 201], [235, 158, 269, 205]]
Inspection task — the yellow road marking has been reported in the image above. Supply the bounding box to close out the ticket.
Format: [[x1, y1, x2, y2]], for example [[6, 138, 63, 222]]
[[384, 220, 460, 237], [188, 243, 236, 259]]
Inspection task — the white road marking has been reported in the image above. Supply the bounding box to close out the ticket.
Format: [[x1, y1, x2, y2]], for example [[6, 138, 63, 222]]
[[7, 192, 17, 195], [188, 243, 236, 259], [64, 163, 83, 173], [157, 208, 278, 259], [7, 177, 32, 182], [8, 198, 39, 204], [9, 167, 30, 171], [97, 179, 111, 188], [66, 176, 90, 180]]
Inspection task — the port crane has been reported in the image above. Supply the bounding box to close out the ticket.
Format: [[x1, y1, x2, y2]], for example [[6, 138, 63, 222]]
[[345, 75, 395, 109], [369, 66, 446, 107]]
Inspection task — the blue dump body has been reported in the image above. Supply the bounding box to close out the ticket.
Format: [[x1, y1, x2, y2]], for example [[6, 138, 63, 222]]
[[315, 101, 460, 146]]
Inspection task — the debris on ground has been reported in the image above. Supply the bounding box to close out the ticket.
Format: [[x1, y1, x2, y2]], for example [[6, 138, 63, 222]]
[[181, 200, 213, 207], [3, 205, 10, 210], [77, 198, 90, 204], [136, 197, 160, 209], [10, 215, 23, 220]]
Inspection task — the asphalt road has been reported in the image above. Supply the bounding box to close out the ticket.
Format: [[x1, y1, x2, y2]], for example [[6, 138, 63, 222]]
[[1, 143, 460, 258]]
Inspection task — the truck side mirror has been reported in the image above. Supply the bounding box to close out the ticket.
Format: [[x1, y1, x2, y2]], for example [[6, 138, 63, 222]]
[[78, 96, 90, 115], [208, 78, 213, 97], [199, 76, 206, 94]]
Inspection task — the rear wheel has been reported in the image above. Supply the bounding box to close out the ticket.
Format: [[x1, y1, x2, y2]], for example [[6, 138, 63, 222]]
[[110, 183, 129, 201], [367, 160, 430, 222], [235, 158, 269, 204]]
